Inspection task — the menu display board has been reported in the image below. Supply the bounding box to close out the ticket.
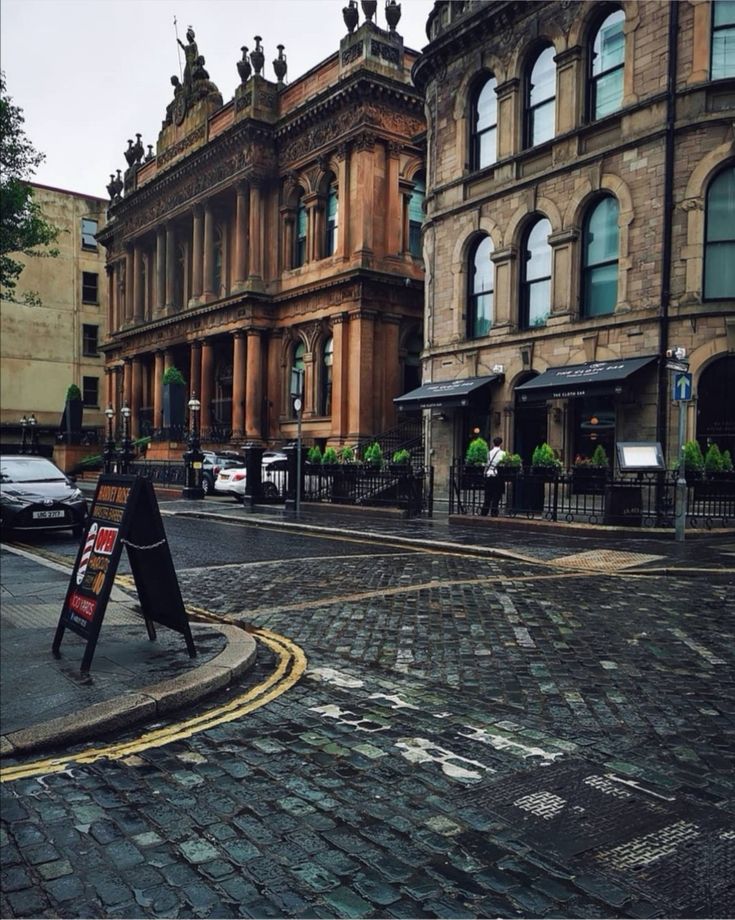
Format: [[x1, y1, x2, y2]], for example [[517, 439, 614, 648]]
[[53, 475, 196, 672]]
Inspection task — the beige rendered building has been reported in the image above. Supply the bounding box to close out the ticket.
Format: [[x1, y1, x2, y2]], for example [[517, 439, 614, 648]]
[[410, 0, 735, 506], [0, 183, 108, 448], [98, 10, 425, 454]]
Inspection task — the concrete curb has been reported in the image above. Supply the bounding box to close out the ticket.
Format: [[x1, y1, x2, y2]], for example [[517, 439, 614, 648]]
[[0, 624, 257, 759]]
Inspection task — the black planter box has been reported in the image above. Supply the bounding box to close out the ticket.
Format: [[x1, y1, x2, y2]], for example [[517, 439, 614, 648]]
[[571, 469, 609, 495], [511, 477, 545, 512], [163, 383, 186, 429], [604, 484, 642, 526]]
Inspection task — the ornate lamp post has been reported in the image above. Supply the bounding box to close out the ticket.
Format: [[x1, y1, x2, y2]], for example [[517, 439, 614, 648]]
[[182, 394, 205, 499], [103, 404, 116, 473], [119, 403, 134, 473], [19, 415, 28, 453], [28, 414, 38, 454]]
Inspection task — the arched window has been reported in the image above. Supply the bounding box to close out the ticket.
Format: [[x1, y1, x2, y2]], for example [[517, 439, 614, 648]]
[[291, 341, 305, 418], [704, 165, 735, 299], [467, 235, 494, 338], [325, 180, 338, 257], [590, 9, 625, 119], [712, 0, 735, 80], [321, 337, 333, 415], [409, 172, 425, 258], [520, 218, 552, 328], [294, 190, 307, 268], [582, 196, 619, 316], [526, 46, 556, 147], [471, 75, 497, 170]]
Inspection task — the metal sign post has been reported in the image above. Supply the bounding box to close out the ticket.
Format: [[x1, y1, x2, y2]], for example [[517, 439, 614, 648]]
[[290, 369, 304, 517], [672, 370, 692, 544]]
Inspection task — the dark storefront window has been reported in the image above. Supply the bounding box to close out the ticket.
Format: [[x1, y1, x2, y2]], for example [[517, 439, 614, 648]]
[[572, 398, 616, 463], [697, 354, 735, 456]]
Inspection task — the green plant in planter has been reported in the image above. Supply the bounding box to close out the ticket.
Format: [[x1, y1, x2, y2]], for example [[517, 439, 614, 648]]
[[322, 447, 338, 464], [65, 384, 82, 403], [338, 446, 355, 463], [364, 442, 383, 467], [498, 452, 522, 468], [590, 444, 609, 467], [682, 439, 704, 473], [465, 436, 489, 465], [307, 445, 322, 463], [704, 443, 724, 474], [531, 442, 562, 471], [722, 449, 734, 472], [391, 448, 411, 465], [162, 366, 186, 386]]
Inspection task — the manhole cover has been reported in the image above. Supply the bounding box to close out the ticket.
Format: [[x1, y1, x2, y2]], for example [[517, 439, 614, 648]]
[[550, 549, 664, 572]]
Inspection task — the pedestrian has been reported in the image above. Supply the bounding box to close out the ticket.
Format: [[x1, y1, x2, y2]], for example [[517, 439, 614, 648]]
[[480, 436, 506, 517]]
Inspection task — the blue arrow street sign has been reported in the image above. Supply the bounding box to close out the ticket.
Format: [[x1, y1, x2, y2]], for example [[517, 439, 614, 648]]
[[673, 371, 692, 401]]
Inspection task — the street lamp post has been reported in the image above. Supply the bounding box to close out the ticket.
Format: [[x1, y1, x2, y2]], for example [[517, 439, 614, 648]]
[[118, 403, 134, 474], [19, 416, 28, 454], [28, 414, 38, 454], [103, 404, 116, 473], [182, 394, 205, 499]]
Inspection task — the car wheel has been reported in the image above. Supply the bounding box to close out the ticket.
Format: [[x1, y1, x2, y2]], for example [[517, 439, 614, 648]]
[[262, 481, 278, 499], [202, 475, 213, 495]]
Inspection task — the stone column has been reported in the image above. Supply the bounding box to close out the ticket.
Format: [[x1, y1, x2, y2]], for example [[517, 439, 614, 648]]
[[347, 309, 376, 439], [330, 313, 348, 440], [281, 208, 295, 271], [352, 133, 375, 262], [247, 181, 264, 288], [156, 227, 166, 313], [381, 315, 401, 430], [495, 78, 519, 160], [200, 339, 214, 433], [189, 342, 202, 407], [133, 243, 144, 323], [491, 247, 516, 328], [245, 328, 263, 440], [233, 181, 249, 289], [165, 222, 176, 309], [203, 200, 216, 300], [124, 246, 134, 323], [153, 350, 165, 431], [191, 204, 204, 304], [336, 145, 350, 260], [304, 194, 319, 262], [232, 331, 246, 438], [131, 357, 143, 439], [386, 143, 402, 255]]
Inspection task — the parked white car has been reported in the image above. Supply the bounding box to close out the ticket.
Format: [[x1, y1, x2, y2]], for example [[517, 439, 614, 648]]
[[214, 454, 287, 502]]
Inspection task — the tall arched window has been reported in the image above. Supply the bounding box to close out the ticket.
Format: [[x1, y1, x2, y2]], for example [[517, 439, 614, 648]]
[[409, 172, 425, 258], [712, 0, 735, 80], [526, 46, 556, 147], [704, 165, 735, 299], [325, 180, 338, 257], [467, 235, 494, 338], [321, 336, 333, 415], [582, 196, 619, 316], [590, 9, 625, 119], [291, 340, 305, 418], [471, 75, 497, 170], [520, 218, 552, 329], [294, 191, 307, 268]]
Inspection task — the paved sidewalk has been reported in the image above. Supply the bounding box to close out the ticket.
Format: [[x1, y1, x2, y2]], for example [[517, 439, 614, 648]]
[[0, 546, 256, 758]]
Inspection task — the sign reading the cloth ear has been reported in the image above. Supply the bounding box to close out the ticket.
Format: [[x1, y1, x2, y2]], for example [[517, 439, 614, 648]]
[[53, 474, 196, 673]]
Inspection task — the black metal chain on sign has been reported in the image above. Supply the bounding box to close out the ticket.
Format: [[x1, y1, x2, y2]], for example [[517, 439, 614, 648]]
[[120, 538, 168, 551]]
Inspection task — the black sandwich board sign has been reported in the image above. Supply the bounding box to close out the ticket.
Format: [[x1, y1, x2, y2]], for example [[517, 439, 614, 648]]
[[53, 474, 196, 672]]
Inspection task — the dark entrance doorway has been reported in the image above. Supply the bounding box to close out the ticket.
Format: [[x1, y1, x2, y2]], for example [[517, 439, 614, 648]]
[[697, 355, 735, 456], [571, 397, 615, 463], [514, 374, 547, 465]]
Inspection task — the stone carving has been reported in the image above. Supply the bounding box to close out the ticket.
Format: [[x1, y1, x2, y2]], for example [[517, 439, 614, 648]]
[[343, 0, 359, 34], [237, 46, 251, 84], [157, 124, 206, 166], [361, 0, 377, 23], [342, 41, 364, 66], [177, 26, 199, 88], [273, 45, 287, 84], [250, 37, 265, 76], [371, 39, 400, 64], [168, 26, 222, 124]]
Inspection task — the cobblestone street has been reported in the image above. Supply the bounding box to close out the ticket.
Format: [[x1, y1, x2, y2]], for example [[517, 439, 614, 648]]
[[1, 519, 734, 918]]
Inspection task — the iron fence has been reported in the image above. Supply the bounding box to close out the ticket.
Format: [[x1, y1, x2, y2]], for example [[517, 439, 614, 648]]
[[449, 462, 735, 529], [301, 464, 433, 517], [129, 460, 187, 486]]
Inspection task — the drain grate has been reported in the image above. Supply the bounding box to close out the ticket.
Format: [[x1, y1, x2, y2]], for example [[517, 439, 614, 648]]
[[549, 549, 664, 572]]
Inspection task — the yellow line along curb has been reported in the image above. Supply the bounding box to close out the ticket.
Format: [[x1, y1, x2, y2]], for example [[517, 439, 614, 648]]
[[0, 627, 306, 784]]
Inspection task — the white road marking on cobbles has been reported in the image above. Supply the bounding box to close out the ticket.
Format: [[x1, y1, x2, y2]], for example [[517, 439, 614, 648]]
[[307, 667, 365, 688], [309, 704, 388, 733], [367, 693, 420, 710], [513, 791, 568, 819], [394, 737, 491, 780], [460, 725, 564, 763], [598, 821, 701, 870], [670, 627, 726, 665]]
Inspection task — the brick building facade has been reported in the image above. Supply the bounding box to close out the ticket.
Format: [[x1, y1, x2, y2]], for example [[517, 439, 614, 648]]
[[410, 0, 734, 503], [98, 13, 425, 454]]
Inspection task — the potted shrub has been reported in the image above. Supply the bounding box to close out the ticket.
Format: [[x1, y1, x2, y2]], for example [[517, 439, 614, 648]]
[[338, 446, 355, 463], [390, 448, 411, 471], [322, 447, 338, 465], [364, 442, 383, 469], [463, 435, 488, 488], [496, 452, 522, 482], [307, 445, 322, 464], [702, 443, 735, 497], [530, 442, 562, 479], [572, 444, 610, 494], [682, 439, 704, 484], [162, 366, 187, 432], [62, 383, 84, 444]]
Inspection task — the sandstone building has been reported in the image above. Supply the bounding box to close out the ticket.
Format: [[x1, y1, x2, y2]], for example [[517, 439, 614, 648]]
[[98, 9, 425, 454], [0, 184, 108, 446], [410, 0, 734, 499]]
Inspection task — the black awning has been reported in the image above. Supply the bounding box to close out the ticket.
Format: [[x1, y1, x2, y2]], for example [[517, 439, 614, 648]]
[[515, 356, 659, 401], [394, 374, 500, 411]]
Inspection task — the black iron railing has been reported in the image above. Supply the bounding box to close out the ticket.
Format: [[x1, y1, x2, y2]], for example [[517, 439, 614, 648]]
[[302, 463, 433, 517], [130, 460, 187, 486], [449, 462, 735, 529]]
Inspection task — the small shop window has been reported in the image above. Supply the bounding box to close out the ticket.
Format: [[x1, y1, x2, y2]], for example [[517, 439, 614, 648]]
[[82, 272, 99, 304], [82, 376, 99, 407]]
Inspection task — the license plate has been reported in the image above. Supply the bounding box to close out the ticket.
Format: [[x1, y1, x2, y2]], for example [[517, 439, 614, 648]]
[[32, 509, 65, 520]]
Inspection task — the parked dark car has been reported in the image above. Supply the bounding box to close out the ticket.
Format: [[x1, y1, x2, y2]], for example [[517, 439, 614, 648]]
[[0, 455, 88, 538]]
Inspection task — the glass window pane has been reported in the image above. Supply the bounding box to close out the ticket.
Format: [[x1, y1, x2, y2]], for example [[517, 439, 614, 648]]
[[526, 219, 551, 280], [530, 46, 556, 106], [408, 178, 425, 224], [585, 263, 618, 315], [471, 292, 493, 337], [476, 78, 497, 130], [82, 218, 98, 249], [472, 236, 494, 294], [707, 168, 735, 242], [593, 68, 624, 118], [528, 280, 550, 326], [327, 187, 338, 222], [711, 30, 735, 78], [296, 201, 307, 238], [478, 127, 497, 168], [530, 100, 555, 146], [586, 197, 619, 265], [593, 11, 625, 75], [706, 241, 735, 298], [714, 0, 735, 28]]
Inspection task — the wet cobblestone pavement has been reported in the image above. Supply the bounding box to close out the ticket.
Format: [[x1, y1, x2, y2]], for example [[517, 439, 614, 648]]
[[2, 517, 734, 918]]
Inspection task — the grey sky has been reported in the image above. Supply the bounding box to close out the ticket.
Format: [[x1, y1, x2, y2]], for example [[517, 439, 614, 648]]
[[1, 0, 433, 200]]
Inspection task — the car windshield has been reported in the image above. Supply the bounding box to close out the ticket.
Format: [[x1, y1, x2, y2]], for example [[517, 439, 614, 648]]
[[0, 458, 66, 483]]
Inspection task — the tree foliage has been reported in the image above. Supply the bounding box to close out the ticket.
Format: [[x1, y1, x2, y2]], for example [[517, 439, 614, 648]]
[[0, 72, 59, 303]]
